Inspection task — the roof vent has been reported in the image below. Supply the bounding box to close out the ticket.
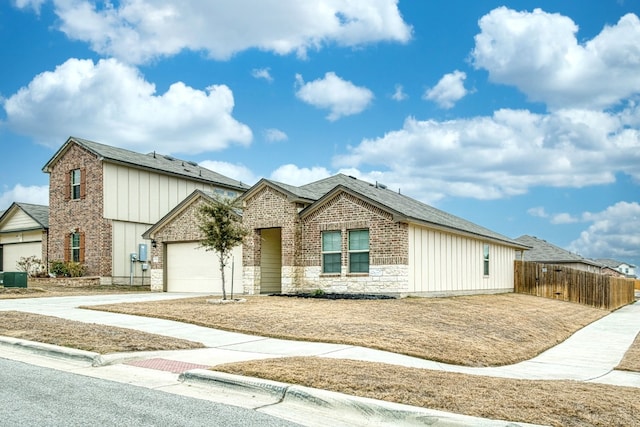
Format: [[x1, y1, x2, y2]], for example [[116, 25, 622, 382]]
[[187, 160, 198, 167], [164, 155, 175, 161], [376, 182, 387, 190]]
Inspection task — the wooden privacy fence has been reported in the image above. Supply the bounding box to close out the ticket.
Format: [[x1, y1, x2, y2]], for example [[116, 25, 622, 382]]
[[514, 261, 636, 310]]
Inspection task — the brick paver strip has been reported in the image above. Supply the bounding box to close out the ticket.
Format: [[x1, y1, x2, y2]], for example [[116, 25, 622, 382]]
[[125, 358, 210, 374]]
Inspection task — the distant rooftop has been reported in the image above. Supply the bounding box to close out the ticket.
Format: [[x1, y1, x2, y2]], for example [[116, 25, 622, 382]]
[[515, 235, 601, 266]]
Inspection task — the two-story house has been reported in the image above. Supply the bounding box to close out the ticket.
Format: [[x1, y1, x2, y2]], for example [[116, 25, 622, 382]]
[[43, 137, 249, 285], [595, 258, 637, 278]]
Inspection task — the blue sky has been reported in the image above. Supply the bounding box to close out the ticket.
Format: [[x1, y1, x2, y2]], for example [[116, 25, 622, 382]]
[[1, 0, 639, 270]]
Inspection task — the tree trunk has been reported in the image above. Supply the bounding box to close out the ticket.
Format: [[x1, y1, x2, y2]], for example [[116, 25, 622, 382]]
[[219, 256, 227, 300]]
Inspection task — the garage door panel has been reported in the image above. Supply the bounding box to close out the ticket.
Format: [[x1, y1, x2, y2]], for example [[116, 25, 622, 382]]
[[166, 242, 242, 293], [2, 242, 42, 272]]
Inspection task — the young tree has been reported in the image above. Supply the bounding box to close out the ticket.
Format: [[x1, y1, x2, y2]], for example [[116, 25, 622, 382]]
[[198, 196, 248, 300]]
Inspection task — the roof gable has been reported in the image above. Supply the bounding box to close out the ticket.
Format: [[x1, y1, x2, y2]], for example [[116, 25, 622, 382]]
[[245, 174, 527, 248], [43, 136, 249, 192], [0, 202, 49, 231], [143, 189, 213, 239]]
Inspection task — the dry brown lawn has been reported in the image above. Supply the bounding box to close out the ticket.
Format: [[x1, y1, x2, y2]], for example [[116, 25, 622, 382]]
[[0, 283, 149, 299], [2, 290, 639, 427], [214, 357, 640, 427], [617, 332, 640, 372], [0, 311, 203, 353], [88, 293, 607, 366]]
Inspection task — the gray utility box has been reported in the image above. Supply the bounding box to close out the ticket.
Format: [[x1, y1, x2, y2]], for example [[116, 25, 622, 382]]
[[2, 272, 28, 288]]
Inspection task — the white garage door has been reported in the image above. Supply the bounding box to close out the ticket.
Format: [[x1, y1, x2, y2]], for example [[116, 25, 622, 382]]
[[2, 242, 42, 272], [166, 242, 242, 293]]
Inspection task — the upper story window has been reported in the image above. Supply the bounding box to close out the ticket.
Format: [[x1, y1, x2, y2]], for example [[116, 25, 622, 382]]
[[348, 229, 369, 273], [483, 243, 490, 276], [69, 168, 85, 200], [322, 231, 341, 274]]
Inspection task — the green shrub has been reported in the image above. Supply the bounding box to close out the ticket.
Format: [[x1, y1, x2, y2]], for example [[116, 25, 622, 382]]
[[49, 260, 86, 277]]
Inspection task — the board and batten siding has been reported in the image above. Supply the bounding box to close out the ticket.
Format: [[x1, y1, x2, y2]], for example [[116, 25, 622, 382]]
[[111, 221, 154, 284], [408, 224, 515, 296], [102, 163, 221, 223]]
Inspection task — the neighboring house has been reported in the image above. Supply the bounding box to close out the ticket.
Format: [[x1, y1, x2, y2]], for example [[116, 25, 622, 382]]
[[143, 189, 243, 293], [0, 203, 49, 272], [238, 174, 529, 297], [42, 137, 249, 285], [595, 258, 637, 278], [515, 235, 603, 274]]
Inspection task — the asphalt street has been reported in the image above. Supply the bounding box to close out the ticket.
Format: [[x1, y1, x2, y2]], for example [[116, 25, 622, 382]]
[[0, 357, 302, 427]]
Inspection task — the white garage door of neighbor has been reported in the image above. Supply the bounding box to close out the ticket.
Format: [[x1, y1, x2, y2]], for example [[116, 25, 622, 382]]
[[2, 242, 42, 272], [166, 242, 242, 293]]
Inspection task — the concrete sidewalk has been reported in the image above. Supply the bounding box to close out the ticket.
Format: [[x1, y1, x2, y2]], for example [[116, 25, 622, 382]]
[[1, 293, 639, 426]]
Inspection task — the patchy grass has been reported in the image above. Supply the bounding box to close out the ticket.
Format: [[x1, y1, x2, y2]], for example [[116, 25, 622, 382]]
[[87, 293, 608, 366], [0, 311, 203, 354], [0, 283, 150, 299], [213, 357, 639, 427]]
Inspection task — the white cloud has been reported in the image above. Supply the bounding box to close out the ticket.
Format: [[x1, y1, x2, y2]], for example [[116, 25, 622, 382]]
[[0, 184, 49, 210], [333, 108, 640, 202], [252, 68, 273, 82], [270, 164, 331, 186], [199, 160, 258, 186], [264, 128, 288, 142], [568, 201, 640, 263], [14, 0, 46, 13], [424, 70, 468, 109], [295, 72, 374, 121], [527, 206, 548, 218], [21, 0, 411, 64], [472, 7, 640, 110], [391, 84, 407, 101], [2, 58, 252, 154], [550, 213, 579, 225]]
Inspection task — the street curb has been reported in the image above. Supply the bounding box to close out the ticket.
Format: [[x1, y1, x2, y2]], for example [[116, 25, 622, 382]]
[[0, 336, 105, 366], [179, 370, 547, 427]]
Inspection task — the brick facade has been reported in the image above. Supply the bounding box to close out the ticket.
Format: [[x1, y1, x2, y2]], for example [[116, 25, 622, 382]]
[[146, 197, 209, 291], [242, 185, 410, 295], [47, 144, 112, 278]]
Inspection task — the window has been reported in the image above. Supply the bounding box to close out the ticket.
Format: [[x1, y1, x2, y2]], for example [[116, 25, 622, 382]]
[[65, 231, 85, 263], [322, 231, 341, 273], [71, 232, 81, 263], [70, 169, 81, 199], [483, 243, 490, 276], [348, 229, 369, 273]]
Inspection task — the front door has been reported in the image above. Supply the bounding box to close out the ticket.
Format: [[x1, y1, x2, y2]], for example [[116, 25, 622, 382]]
[[260, 228, 282, 294]]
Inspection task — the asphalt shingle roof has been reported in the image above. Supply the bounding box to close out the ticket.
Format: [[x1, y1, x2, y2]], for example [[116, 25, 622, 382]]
[[0, 202, 49, 229], [595, 258, 637, 269], [515, 235, 601, 266], [262, 174, 526, 248], [44, 137, 249, 192]]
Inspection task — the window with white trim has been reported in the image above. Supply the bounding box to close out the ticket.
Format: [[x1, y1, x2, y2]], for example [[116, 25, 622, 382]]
[[70, 169, 81, 200], [483, 243, 490, 276], [322, 231, 341, 274], [348, 229, 369, 273], [71, 232, 81, 263]]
